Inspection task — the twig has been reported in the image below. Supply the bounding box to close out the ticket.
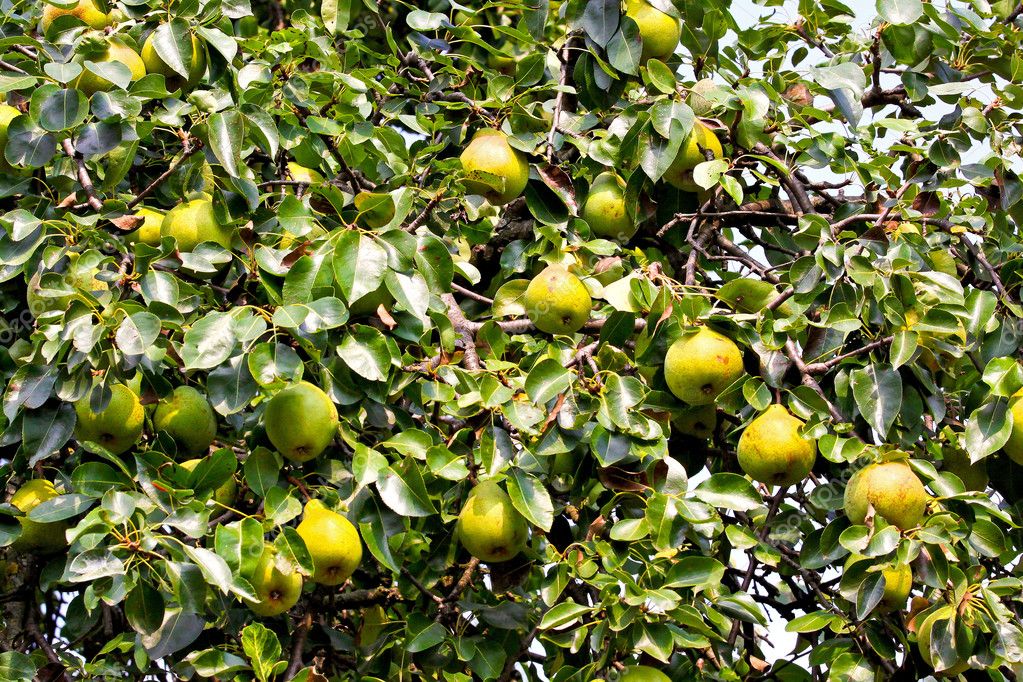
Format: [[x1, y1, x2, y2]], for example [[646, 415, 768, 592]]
[[126, 140, 203, 209], [451, 282, 493, 305], [806, 336, 894, 373], [0, 59, 27, 75], [284, 606, 314, 680], [402, 191, 444, 232], [783, 338, 846, 423], [62, 138, 103, 211], [400, 568, 444, 603], [442, 293, 482, 370], [545, 34, 576, 162]]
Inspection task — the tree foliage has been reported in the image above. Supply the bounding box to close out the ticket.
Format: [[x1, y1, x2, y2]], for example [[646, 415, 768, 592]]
[[2, 0, 1023, 680]]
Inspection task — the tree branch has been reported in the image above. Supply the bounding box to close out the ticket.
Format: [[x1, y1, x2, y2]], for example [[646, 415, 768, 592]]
[[62, 138, 103, 212]]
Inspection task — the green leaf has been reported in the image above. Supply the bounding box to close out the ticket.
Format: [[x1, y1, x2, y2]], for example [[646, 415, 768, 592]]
[[115, 311, 162, 357], [27, 493, 93, 522], [376, 460, 436, 517], [965, 399, 1012, 462], [877, 0, 923, 25], [0, 652, 37, 681], [333, 231, 388, 304], [525, 358, 572, 404], [506, 468, 553, 531], [581, 0, 619, 47], [181, 312, 238, 370], [207, 109, 245, 177], [23, 403, 75, 466], [337, 326, 391, 382], [31, 84, 88, 132], [244, 447, 281, 497], [693, 473, 762, 512], [538, 601, 592, 630], [607, 18, 642, 75], [241, 622, 284, 682], [850, 364, 902, 437], [125, 582, 166, 635], [150, 19, 196, 80]]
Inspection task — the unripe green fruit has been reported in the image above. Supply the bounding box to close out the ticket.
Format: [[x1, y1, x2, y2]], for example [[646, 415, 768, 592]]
[[592, 666, 672, 682], [180, 459, 237, 508], [662, 121, 723, 192], [73, 38, 147, 96], [582, 172, 636, 240], [26, 256, 109, 318], [456, 481, 528, 563], [522, 264, 592, 335], [663, 327, 744, 405], [141, 30, 206, 91], [941, 449, 988, 491], [625, 0, 680, 63], [153, 386, 217, 457], [844, 554, 912, 612], [296, 499, 362, 585], [673, 403, 716, 440], [460, 129, 530, 206], [125, 206, 165, 246], [10, 480, 69, 553], [40, 0, 109, 33], [264, 381, 338, 462], [245, 543, 303, 617], [161, 198, 233, 252], [736, 405, 816, 487], [74, 384, 145, 455], [844, 461, 927, 530]]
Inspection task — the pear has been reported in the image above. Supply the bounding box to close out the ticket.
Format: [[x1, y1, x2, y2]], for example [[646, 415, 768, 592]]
[[125, 206, 165, 246], [141, 29, 206, 91], [459, 129, 529, 206], [673, 404, 716, 440], [941, 449, 987, 491], [662, 121, 723, 192], [843, 461, 927, 530], [456, 480, 528, 563], [844, 554, 912, 612], [917, 607, 973, 676], [736, 405, 816, 487], [663, 327, 744, 405], [73, 38, 147, 96], [598, 666, 672, 682], [354, 191, 396, 228], [179, 459, 237, 508], [581, 173, 636, 240], [74, 384, 145, 455], [245, 543, 303, 617], [295, 500, 363, 585], [1002, 389, 1023, 465], [153, 386, 217, 456], [26, 256, 109, 318], [264, 381, 338, 462], [10, 479, 69, 553], [625, 0, 681, 63], [715, 278, 791, 314], [522, 264, 592, 335], [40, 0, 109, 33], [0, 104, 28, 176], [161, 198, 233, 252]]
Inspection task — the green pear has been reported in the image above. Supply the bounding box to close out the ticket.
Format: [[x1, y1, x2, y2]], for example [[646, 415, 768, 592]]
[[74, 383, 145, 455], [917, 607, 973, 676], [673, 404, 716, 440], [581, 173, 636, 240], [125, 206, 165, 246], [625, 0, 681, 63], [26, 255, 110, 318], [141, 29, 206, 91], [662, 121, 723, 192], [1002, 389, 1023, 465], [456, 481, 528, 563], [73, 38, 147, 96], [736, 405, 816, 487], [663, 327, 744, 405], [522, 264, 592, 335], [245, 543, 303, 617], [459, 129, 529, 206], [843, 461, 927, 530], [40, 0, 109, 32], [153, 386, 217, 456], [295, 499, 362, 585], [844, 554, 912, 612], [595, 666, 671, 682], [715, 278, 792, 314], [354, 191, 396, 228], [264, 381, 338, 462], [161, 198, 233, 252], [10, 479, 69, 553], [179, 459, 237, 508], [941, 449, 987, 491]]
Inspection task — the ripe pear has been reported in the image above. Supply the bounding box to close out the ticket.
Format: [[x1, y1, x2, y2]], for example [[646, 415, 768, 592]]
[[179, 459, 237, 508], [673, 404, 716, 440], [456, 481, 528, 563], [295, 499, 362, 585], [522, 264, 592, 335], [917, 607, 973, 676], [736, 405, 816, 487], [604, 666, 672, 682], [161, 198, 233, 252], [40, 0, 109, 32], [354, 191, 395, 228], [74, 384, 145, 455], [663, 327, 744, 405], [1002, 389, 1023, 465], [844, 554, 912, 612], [125, 206, 165, 246], [141, 29, 206, 91], [625, 0, 681, 63], [662, 121, 723, 192], [844, 461, 927, 530], [10, 479, 69, 553], [581, 173, 636, 240], [264, 381, 338, 462], [942, 449, 988, 491], [245, 543, 303, 617], [459, 129, 529, 206], [73, 38, 147, 96], [153, 386, 217, 456]]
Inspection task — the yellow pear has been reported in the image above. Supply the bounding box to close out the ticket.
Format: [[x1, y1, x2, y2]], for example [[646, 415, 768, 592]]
[[264, 381, 338, 462], [456, 481, 528, 563], [153, 386, 217, 456], [736, 405, 816, 487], [73, 38, 147, 96], [581, 172, 636, 240], [844, 554, 912, 612], [917, 607, 973, 676], [74, 383, 144, 455], [1002, 389, 1023, 465], [662, 121, 723, 192], [354, 191, 395, 228], [295, 499, 362, 585], [844, 461, 927, 530], [179, 459, 237, 508], [941, 449, 988, 491], [245, 543, 303, 617], [459, 129, 529, 205], [141, 29, 206, 91], [124, 206, 165, 246], [663, 327, 744, 405], [10, 480, 69, 553], [161, 198, 233, 252], [625, 0, 681, 63], [40, 0, 109, 32], [522, 264, 592, 335]]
